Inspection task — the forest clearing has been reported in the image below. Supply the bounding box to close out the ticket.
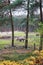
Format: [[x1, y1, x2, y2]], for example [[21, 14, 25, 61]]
[[0, 0, 43, 65]]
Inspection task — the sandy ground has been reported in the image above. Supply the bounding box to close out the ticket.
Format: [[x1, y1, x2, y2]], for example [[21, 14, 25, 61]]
[[0, 31, 24, 36], [0, 31, 12, 36], [0, 31, 39, 36]]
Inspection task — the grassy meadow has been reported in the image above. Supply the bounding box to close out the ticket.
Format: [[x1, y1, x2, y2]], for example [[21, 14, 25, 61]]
[[0, 31, 40, 49]]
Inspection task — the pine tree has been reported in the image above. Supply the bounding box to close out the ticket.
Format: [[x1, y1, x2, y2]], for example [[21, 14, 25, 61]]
[[39, 0, 43, 51], [0, 0, 23, 47], [25, 0, 29, 49]]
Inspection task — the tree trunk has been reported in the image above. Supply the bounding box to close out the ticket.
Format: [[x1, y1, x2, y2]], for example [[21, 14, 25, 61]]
[[10, 10, 14, 47], [8, 0, 14, 47], [40, 0, 42, 22], [25, 0, 29, 49], [39, 0, 43, 50], [39, 34, 43, 51]]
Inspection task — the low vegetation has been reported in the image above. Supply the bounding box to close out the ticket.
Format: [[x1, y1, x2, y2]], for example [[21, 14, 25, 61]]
[[0, 50, 43, 65]]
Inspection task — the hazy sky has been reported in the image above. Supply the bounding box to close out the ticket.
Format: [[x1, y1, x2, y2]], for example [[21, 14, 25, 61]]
[[12, 9, 27, 16], [11, 0, 43, 16], [11, 0, 27, 16]]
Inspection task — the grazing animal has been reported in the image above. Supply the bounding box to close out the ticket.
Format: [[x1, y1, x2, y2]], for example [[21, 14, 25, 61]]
[[16, 37, 25, 42]]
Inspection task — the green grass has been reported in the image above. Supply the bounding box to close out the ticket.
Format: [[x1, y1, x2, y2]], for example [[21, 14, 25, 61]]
[[1, 51, 32, 61], [0, 32, 40, 49], [0, 39, 11, 49], [0, 37, 40, 49], [14, 31, 40, 36], [14, 31, 25, 36]]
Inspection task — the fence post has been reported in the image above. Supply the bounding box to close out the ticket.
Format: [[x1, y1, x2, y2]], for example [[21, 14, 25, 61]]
[[34, 43, 36, 50]]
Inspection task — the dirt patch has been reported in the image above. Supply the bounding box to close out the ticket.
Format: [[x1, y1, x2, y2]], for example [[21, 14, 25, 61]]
[[0, 48, 31, 60], [0, 49, 14, 55], [0, 48, 31, 55], [15, 49, 31, 54]]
